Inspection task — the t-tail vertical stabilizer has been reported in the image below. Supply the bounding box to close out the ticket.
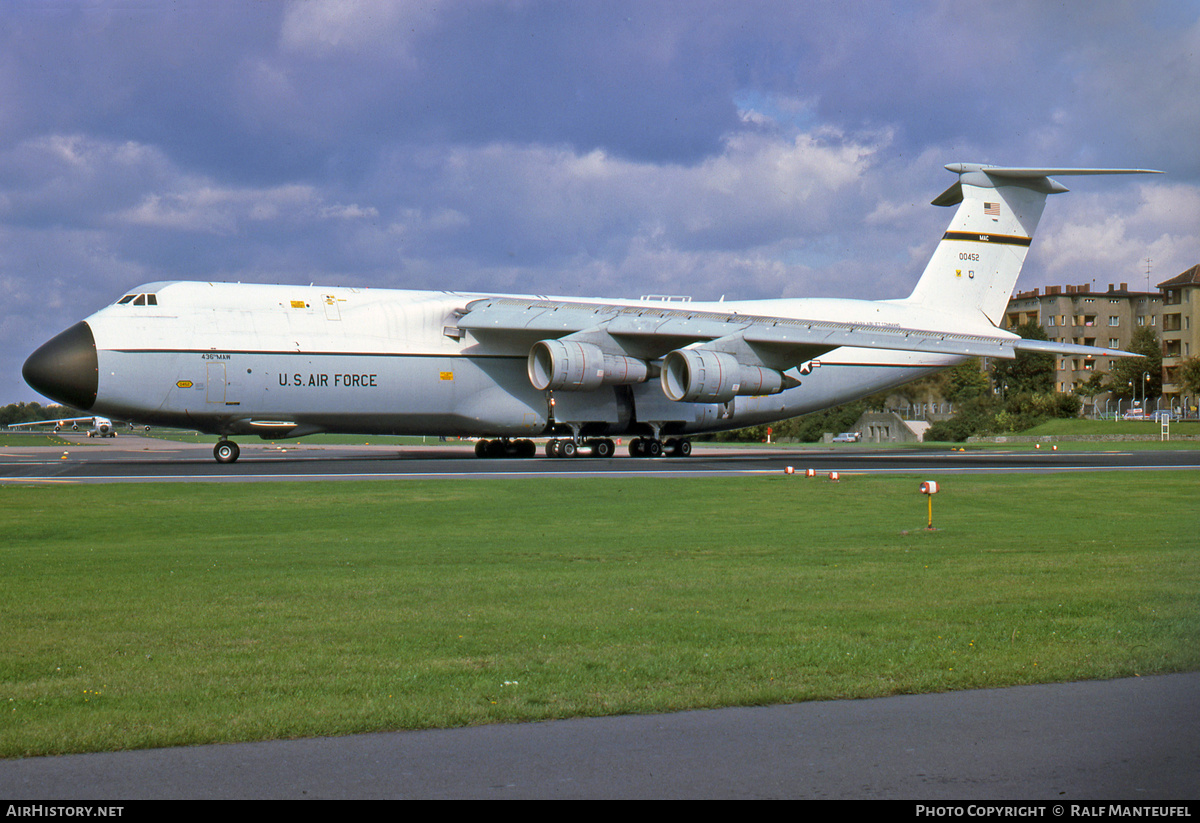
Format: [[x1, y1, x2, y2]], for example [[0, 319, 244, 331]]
[[902, 164, 1161, 326]]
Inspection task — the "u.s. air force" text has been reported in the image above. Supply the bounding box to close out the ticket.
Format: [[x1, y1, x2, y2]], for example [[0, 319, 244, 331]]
[[279, 373, 378, 387]]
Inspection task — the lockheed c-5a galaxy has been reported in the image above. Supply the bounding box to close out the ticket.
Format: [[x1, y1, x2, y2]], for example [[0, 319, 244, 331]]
[[23, 164, 1155, 463]]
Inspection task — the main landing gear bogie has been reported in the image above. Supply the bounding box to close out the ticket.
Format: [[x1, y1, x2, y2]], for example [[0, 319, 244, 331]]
[[628, 437, 691, 458], [544, 438, 618, 458], [474, 438, 538, 458], [542, 436, 692, 458]]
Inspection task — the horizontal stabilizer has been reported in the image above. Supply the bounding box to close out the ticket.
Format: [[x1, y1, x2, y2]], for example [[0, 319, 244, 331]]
[[932, 165, 1162, 206], [1012, 338, 1142, 358], [944, 164, 1163, 178]]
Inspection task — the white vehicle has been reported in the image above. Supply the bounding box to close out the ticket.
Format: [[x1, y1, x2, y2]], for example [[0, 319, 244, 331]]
[[23, 164, 1153, 463]]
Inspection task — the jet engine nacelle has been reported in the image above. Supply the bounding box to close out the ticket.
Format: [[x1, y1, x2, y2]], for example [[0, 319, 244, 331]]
[[528, 339, 649, 392], [660, 348, 787, 403]]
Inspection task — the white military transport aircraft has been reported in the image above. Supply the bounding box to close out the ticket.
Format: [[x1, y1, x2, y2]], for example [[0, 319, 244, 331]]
[[23, 163, 1156, 463], [7, 415, 117, 437]]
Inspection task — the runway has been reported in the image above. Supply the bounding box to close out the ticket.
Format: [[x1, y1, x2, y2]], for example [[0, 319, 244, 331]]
[[3, 434, 1199, 483]]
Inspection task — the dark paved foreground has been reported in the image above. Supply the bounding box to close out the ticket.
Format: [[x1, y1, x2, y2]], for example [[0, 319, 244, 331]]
[[1, 673, 1197, 799]]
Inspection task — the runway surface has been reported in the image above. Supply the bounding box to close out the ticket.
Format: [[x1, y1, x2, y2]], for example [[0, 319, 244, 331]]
[[3, 434, 1199, 483], [2, 673, 1196, 799]]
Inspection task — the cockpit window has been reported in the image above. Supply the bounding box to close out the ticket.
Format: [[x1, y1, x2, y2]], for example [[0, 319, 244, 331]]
[[116, 293, 158, 306], [118, 295, 136, 304], [133, 295, 146, 306]]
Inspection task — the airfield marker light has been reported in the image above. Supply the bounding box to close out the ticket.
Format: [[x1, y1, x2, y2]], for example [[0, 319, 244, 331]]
[[1052, 444, 1058, 451], [785, 466, 795, 475], [919, 481, 939, 530], [806, 468, 816, 477], [1035, 443, 1041, 449], [828, 471, 839, 482]]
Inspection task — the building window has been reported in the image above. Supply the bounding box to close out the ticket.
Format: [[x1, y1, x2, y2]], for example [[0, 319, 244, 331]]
[[1109, 317, 1120, 326]]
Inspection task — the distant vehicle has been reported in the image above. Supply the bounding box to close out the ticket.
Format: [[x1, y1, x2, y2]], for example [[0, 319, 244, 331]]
[[832, 432, 861, 443], [1122, 409, 1147, 420], [1149, 410, 1179, 422]]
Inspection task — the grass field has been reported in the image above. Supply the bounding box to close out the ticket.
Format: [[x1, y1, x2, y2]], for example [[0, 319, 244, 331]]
[[1, 472, 1197, 758], [0, 433, 88, 448]]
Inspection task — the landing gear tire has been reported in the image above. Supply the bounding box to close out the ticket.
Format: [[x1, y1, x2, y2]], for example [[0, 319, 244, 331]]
[[559, 440, 577, 458], [476, 438, 537, 458], [592, 438, 615, 458], [214, 440, 240, 464], [629, 437, 665, 457], [665, 438, 693, 457]]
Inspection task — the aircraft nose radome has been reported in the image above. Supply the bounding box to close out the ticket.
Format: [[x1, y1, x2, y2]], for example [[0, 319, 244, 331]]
[[22, 321, 98, 411]]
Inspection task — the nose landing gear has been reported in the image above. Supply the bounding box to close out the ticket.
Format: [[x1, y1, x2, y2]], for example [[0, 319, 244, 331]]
[[214, 439, 240, 464]]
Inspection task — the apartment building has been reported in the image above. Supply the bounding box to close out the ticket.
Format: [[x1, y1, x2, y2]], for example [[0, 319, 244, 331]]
[[1158, 264, 1200, 411], [1004, 282, 1161, 403]]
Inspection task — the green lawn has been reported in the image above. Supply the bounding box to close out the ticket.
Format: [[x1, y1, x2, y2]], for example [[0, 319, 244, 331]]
[[1, 473, 1196, 757], [1016, 418, 1199, 436]]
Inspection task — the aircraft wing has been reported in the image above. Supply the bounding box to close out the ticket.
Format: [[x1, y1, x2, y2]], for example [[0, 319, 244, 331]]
[[457, 297, 1138, 368], [7, 416, 98, 429]]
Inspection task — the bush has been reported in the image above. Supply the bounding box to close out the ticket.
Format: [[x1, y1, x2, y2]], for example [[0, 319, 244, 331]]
[[924, 391, 1080, 440]]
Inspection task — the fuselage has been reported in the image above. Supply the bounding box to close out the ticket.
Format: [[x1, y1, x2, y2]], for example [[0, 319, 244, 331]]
[[25, 280, 968, 442]]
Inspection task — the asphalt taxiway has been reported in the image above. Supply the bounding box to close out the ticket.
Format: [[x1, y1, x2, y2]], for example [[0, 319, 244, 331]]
[[2, 673, 1196, 799], [2, 434, 1199, 483]]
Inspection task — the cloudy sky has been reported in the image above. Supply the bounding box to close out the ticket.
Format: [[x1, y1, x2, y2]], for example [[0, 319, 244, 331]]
[[4, 0, 1199, 403]]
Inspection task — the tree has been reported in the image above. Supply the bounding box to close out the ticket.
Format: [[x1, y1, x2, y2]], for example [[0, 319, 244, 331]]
[[1107, 326, 1162, 401], [942, 357, 991, 402], [1176, 355, 1200, 399], [991, 321, 1054, 397], [0, 402, 75, 426], [1074, 370, 1108, 413]]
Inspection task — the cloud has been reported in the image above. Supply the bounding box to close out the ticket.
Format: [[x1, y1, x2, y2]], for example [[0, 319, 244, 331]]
[[279, 0, 445, 57], [2, 1, 1199, 403], [1035, 182, 1200, 289], [118, 183, 377, 234]]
